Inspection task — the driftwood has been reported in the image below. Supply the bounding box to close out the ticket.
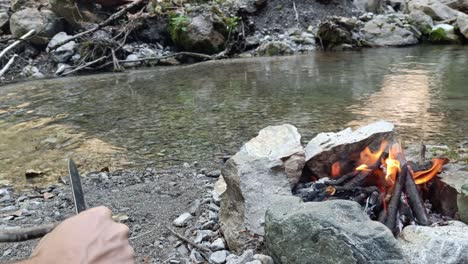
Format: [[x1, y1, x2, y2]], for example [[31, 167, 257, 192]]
[[0, 29, 35, 60], [0, 223, 56, 243]]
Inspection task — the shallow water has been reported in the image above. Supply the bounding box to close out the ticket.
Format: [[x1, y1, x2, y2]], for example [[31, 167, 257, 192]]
[[1, 46, 467, 187]]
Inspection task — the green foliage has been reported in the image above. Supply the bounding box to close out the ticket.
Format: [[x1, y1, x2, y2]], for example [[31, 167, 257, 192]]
[[224, 15, 241, 32], [429, 27, 447, 42], [169, 14, 190, 42]]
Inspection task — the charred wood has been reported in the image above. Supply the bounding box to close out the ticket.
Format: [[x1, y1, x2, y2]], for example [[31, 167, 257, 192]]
[[384, 165, 407, 233], [405, 165, 429, 226]]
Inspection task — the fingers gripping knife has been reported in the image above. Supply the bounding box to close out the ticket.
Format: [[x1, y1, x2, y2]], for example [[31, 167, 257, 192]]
[[0, 159, 86, 242]]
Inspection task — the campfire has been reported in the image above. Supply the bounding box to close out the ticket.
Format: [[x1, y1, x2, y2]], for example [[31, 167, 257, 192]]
[[294, 139, 449, 235]]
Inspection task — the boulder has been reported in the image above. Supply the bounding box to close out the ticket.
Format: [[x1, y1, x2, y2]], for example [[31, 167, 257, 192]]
[[174, 15, 225, 55], [363, 14, 421, 46], [10, 8, 64, 46], [305, 121, 394, 178], [407, 0, 461, 21], [256, 41, 293, 56], [437, 167, 468, 223], [353, 0, 384, 13], [49, 0, 99, 29], [439, 0, 468, 12], [47, 32, 76, 63], [220, 124, 305, 252], [226, 0, 266, 13], [11, 0, 48, 11], [398, 221, 468, 264], [316, 17, 361, 49], [457, 12, 468, 39], [428, 23, 461, 43], [265, 199, 406, 264], [409, 10, 434, 35]]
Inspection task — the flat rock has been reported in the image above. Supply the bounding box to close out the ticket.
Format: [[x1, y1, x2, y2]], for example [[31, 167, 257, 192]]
[[398, 221, 468, 264], [265, 198, 405, 264], [363, 14, 420, 46], [220, 124, 304, 252], [172, 212, 192, 227], [210, 238, 226, 251], [305, 121, 394, 178], [209, 250, 229, 264], [226, 249, 255, 264]]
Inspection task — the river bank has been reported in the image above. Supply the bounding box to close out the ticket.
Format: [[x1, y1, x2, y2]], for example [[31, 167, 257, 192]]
[[0, 0, 467, 83]]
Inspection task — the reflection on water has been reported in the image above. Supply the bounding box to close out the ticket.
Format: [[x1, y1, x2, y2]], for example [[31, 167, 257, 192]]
[[0, 46, 467, 187]]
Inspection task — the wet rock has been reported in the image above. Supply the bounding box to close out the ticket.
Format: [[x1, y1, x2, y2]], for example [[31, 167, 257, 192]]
[[123, 54, 141, 67], [265, 199, 405, 264], [457, 12, 468, 39], [21, 65, 44, 78], [363, 14, 421, 46], [305, 121, 394, 178], [173, 212, 192, 227], [210, 238, 226, 251], [316, 18, 356, 50], [10, 8, 64, 46], [428, 23, 461, 43], [220, 124, 304, 252], [209, 250, 229, 264], [253, 254, 274, 264], [408, 0, 462, 21], [47, 32, 77, 63], [226, 249, 254, 264], [398, 221, 468, 264], [409, 10, 434, 35], [256, 41, 293, 56], [175, 15, 225, 55], [206, 170, 221, 178]]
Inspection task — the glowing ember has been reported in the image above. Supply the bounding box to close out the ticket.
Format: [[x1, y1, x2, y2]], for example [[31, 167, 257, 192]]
[[331, 161, 341, 178]]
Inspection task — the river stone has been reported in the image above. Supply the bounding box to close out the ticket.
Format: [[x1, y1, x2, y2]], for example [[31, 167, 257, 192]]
[[457, 13, 468, 39], [363, 14, 421, 46], [265, 199, 405, 264], [11, 0, 48, 11], [220, 124, 304, 252], [176, 15, 225, 55], [398, 221, 468, 264], [439, 0, 468, 12], [407, 0, 462, 21], [353, 0, 384, 13], [305, 120, 394, 178], [256, 41, 293, 56], [10, 8, 64, 46], [47, 32, 76, 63], [316, 18, 355, 49]]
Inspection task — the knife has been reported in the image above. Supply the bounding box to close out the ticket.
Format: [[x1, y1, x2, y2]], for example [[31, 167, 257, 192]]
[[68, 159, 86, 214]]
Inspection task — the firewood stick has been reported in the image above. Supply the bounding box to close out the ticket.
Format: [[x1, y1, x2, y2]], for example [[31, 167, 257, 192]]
[[327, 171, 357, 186], [384, 165, 407, 233], [0, 223, 57, 243], [418, 143, 426, 166], [404, 166, 429, 226]]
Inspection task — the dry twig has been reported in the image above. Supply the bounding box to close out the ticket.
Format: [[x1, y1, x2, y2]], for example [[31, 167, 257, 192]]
[[0, 223, 57, 243], [0, 54, 18, 77], [0, 29, 35, 60]]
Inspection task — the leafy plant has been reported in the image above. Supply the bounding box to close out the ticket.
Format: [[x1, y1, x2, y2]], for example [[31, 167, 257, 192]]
[[224, 15, 241, 32], [429, 27, 447, 42], [169, 14, 190, 42]]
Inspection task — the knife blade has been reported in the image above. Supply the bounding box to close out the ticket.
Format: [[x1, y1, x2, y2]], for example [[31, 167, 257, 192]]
[[68, 159, 86, 214]]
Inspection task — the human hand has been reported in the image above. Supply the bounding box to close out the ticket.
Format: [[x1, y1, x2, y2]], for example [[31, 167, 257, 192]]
[[28, 206, 135, 264]]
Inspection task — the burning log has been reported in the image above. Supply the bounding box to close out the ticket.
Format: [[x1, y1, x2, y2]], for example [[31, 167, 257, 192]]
[[384, 165, 407, 233], [405, 165, 429, 226]]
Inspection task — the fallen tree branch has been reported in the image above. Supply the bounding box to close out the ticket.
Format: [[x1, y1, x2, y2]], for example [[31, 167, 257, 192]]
[[61, 56, 107, 76], [48, 0, 145, 51], [0, 54, 18, 77], [165, 226, 211, 253], [0, 223, 56, 242], [0, 29, 35, 60]]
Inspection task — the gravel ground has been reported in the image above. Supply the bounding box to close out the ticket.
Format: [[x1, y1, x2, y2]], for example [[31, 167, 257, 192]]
[[0, 162, 221, 263]]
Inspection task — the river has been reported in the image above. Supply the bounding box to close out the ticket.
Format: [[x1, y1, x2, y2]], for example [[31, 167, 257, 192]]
[[0, 46, 467, 187]]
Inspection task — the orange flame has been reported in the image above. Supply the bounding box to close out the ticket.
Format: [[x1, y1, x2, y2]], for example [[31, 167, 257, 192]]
[[413, 158, 448, 184], [384, 143, 401, 186], [331, 162, 341, 178], [359, 140, 388, 166]]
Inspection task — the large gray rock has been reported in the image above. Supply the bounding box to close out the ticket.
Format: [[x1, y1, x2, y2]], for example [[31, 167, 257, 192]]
[[47, 32, 77, 63], [220, 124, 305, 252], [256, 41, 293, 56], [440, 0, 468, 12], [398, 221, 468, 264], [409, 10, 434, 35], [9, 8, 64, 46], [363, 14, 421, 46], [408, 0, 462, 20], [175, 15, 225, 55], [265, 199, 406, 264], [353, 0, 384, 13], [457, 12, 468, 39], [316, 17, 362, 49], [49, 0, 99, 29], [305, 121, 394, 178]]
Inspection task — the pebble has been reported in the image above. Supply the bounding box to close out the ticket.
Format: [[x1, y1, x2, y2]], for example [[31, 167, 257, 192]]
[[194, 230, 216, 244], [253, 254, 274, 264], [245, 261, 262, 264], [208, 203, 220, 212], [209, 250, 229, 264], [210, 238, 225, 251], [208, 211, 218, 222], [226, 250, 254, 264], [183, 162, 191, 168], [176, 244, 189, 255], [189, 199, 201, 216], [173, 213, 193, 227], [190, 249, 204, 264], [3, 249, 11, 256], [0, 205, 17, 212], [206, 170, 221, 178], [201, 220, 216, 230]]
